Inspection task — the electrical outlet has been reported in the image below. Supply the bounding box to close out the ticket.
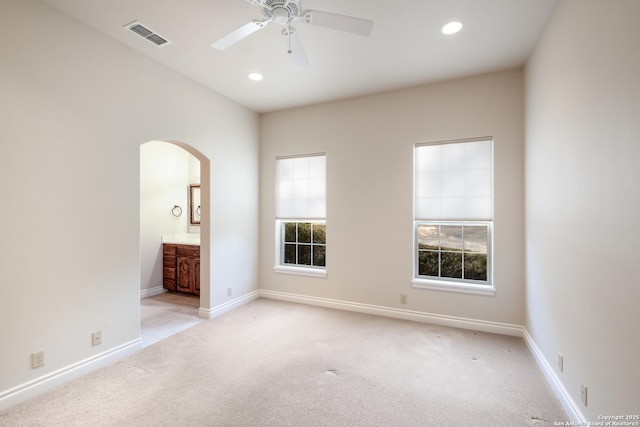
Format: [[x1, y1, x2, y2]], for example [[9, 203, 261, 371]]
[[400, 294, 407, 304], [31, 351, 45, 369], [580, 382, 588, 406], [227, 287, 232, 297], [92, 331, 102, 346], [558, 353, 564, 372]]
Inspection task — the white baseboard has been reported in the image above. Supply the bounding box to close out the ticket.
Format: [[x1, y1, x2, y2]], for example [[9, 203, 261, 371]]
[[0, 289, 580, 423], [140, 286, 167, 299], [522, 329, 585, 423], [258, 289, 523, 337], [198, 290, 260, 320], [0, 338, 142, 412]]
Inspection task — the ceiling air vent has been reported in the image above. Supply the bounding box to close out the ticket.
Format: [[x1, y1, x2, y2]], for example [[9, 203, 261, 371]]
[[125, 21, 171, 47]]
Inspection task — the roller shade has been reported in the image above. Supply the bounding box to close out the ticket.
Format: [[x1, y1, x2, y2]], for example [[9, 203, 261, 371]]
[[276, 153, 326, 219], [415, 139, 493, 221]]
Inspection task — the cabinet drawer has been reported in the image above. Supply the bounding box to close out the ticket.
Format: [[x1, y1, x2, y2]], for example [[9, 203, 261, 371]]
[[177, 245, 199, 258], [163, 277, 176, 291], [163, 244, 177, 256], [163, 255, 176, 267], [163, 266, 176, 291]]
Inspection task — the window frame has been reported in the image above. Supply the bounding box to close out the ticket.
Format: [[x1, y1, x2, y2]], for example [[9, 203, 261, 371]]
[[274, 219, 327, 278], [412, 220, 494, 296], [412, 138, 495, 296], [274, 153, 327, 279]]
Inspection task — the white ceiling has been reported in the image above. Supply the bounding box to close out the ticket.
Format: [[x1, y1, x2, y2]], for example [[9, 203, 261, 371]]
[[42, 0, 557, 113]]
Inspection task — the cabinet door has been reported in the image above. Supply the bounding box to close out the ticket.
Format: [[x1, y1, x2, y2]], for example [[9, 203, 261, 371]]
[[176, 256, 194, 294]]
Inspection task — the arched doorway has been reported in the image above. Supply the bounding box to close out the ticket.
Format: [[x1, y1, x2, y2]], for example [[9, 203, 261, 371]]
[[139, 140, 211, 346]]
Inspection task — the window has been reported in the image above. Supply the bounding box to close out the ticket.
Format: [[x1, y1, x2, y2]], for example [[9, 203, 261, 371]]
[[275, 153, 326, 277], [417, 223, 489, 280], [282, 221, 326, 267], [413, 138, 494, 295]]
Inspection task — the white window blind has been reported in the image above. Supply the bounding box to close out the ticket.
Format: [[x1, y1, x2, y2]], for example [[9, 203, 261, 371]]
[[415, 139, 493, 221], [276, 154, 326, 219]]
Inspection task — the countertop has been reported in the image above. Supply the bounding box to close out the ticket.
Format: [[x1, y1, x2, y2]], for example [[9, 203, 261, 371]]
[[161, 233, 200, 246]]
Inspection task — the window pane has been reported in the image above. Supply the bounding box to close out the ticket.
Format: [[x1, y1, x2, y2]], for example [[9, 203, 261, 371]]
[[415, 221, 490, 285], [313, 245, 326, 267], [464, 226, 487, 254], [298, 245, 312, 265], [417, 224, 439, 250], [313, 224, 326, 244], [284, 222, 297, 242], [464, 253, 487, 281], [440, 226, 463, 252], [441, 252, 463, 278], [280, 221, 327, 270], [284, 244, 296, 264], [298, 223, 311, 243], [418, 251, 439, 276]]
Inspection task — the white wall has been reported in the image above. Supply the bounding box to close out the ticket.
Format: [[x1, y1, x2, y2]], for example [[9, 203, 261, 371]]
[[140, 141, 199, 293], [0, 0, 259, 405], [260, 69, 526, 326], [525, 0, 640, 418]]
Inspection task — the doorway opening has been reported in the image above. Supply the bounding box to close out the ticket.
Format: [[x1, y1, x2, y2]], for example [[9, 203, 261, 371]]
[[139, 140, 210, 347]]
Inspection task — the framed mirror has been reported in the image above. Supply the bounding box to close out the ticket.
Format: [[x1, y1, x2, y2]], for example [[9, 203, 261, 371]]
[[189, 184, 201, 225]]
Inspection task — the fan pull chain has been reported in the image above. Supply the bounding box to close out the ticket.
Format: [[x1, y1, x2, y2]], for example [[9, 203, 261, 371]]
[[287, 21, 292, 54]]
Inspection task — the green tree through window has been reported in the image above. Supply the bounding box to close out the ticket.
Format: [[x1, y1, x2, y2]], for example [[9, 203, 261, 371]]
[[417, 224, 488, 282], [283, 222, 326, 268]]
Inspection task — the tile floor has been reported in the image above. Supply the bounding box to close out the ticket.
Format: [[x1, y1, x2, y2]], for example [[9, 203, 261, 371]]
[[140, 292, 204, 347]]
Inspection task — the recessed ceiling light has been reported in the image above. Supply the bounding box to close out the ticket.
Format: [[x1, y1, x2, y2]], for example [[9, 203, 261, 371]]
[[442, 21, 463, 35], [248, 72, 263, 81]]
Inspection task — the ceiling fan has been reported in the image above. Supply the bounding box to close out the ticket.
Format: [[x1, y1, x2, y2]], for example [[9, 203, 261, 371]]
[[210, 0, 374, 70]]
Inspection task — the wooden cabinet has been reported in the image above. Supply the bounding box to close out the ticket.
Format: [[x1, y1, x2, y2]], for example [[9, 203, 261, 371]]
[[163, 243, 200, 296]]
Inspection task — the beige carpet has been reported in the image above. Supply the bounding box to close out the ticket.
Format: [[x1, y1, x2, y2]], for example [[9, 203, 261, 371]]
[[0, 299, 566, 426]]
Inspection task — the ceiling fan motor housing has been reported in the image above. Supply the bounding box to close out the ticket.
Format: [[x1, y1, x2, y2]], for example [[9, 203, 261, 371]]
[[254, 0, 301, 24]]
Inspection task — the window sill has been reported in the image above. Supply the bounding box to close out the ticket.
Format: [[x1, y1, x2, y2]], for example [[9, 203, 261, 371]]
[[411, 278, 496, 296], [274, 265, 327, 279]]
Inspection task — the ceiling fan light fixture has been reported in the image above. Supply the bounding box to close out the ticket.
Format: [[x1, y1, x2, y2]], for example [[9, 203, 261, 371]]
[[272, 7, 291, 25], [442, 21, 463, 35], [248, 72, 264, 81]]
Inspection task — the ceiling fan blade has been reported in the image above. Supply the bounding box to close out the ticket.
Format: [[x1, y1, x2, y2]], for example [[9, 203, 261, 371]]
[[302, 10, 374, 36], [210, 19, 270, 50], [282, 27, 309, 70]]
